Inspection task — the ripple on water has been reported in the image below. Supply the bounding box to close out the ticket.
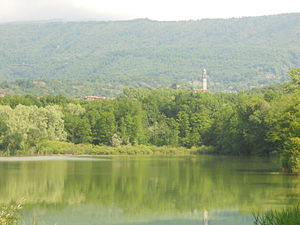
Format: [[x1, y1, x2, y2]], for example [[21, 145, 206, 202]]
[[0, 156, 108, 161]]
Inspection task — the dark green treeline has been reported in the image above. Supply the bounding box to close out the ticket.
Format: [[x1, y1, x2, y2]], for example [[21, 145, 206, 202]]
[[0, 69, 299, 170]]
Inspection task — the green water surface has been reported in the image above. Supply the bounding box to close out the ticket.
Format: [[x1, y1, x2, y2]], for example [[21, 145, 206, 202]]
[[0, 155, 299, 225]]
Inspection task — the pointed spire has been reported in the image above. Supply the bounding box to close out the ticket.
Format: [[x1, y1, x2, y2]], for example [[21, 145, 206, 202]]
[[202, 68, 207, 79], [202, 69, 208, 90]]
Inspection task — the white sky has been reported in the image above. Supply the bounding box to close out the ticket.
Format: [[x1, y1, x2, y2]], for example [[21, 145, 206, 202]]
[[0, 0, 299, 22]]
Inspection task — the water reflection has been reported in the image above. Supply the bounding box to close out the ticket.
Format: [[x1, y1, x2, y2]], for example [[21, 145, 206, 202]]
[[0, 156, 299, 224]]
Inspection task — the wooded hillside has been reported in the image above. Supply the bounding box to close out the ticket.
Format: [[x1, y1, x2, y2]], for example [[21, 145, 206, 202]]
[[0, 13, 299, 96]]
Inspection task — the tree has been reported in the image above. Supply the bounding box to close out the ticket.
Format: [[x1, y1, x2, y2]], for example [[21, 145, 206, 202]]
[[64, 114, 91, 144], [116, 100, 148, 145], [177, 111, 192, 147], [281, 138, 300, 173], [93, 112, 116, 145], [149, 118, 179, 146], [0, 105, 66, 154], [288, 68, 300, 85]]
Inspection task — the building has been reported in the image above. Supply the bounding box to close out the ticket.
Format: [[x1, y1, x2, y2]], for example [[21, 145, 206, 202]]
[[192, 69, 209, 92], [85, 96, 116, 100]]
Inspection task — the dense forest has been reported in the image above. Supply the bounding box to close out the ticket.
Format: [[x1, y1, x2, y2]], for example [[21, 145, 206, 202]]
[[0, 13, 300, 96], [0, 68, 299, 172]]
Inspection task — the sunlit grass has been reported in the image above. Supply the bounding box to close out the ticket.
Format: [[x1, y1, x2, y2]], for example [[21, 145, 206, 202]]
[[0, 202, 23, 225], [253, 206, 300, 225], [34, 140, 207, 155]]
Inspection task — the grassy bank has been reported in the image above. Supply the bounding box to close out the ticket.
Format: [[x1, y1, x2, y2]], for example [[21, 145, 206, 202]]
[[0, 141, 214, 156], [253, 206, 300, 225], [2, 202, 300, 225]]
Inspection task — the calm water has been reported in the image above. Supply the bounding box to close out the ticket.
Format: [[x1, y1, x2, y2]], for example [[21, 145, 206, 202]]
[[0, 155, 299, 225]]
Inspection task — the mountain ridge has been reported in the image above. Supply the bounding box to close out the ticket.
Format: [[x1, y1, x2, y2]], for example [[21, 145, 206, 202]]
[[0, 13, 299, 96]]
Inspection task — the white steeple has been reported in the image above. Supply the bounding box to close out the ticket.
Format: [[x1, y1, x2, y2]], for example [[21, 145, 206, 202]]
[[202, 69, 208, 90]]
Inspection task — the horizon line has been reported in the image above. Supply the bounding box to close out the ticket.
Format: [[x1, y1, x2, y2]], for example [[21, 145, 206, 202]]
[[0, 12, 299, 24]]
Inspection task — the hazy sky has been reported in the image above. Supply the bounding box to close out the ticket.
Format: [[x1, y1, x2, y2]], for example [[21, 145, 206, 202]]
[[0, 0, 300, 22]]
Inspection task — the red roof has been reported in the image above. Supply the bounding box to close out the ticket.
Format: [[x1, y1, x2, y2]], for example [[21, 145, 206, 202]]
[[85, 96, 115, 100]]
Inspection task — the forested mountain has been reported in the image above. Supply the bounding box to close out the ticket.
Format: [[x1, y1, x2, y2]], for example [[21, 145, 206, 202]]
[[0, 13, 299, 96]]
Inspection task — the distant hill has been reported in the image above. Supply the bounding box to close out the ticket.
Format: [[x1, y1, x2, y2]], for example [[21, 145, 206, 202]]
[[0, 13, 299, 96]]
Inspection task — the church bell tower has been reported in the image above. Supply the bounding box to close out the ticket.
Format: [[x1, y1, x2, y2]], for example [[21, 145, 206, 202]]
[[202, 69, 208, 90]]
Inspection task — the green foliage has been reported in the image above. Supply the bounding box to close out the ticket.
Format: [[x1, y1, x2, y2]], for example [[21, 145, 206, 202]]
[[111, 133, 122, 147], [116, 100, 148, 145], [253, 206, 300, 225], [0, 14, 299, 96], [288, 68, 300, 85], [0, 69, 298, 175], [38, 140, 195, 155], [64, 114, 91, 144], [0, 202, 23, 225], [281, 138, 300, 173], [149, 118, 179, 146], [0, 105, 66, 154]]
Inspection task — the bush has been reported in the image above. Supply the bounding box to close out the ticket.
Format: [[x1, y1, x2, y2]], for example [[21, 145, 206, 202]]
[[193, 145, 216, 154], [36, 141, 197, 156], [38, 140, 76, 154]]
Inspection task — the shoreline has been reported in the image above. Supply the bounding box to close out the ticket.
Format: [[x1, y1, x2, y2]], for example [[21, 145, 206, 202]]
[[0, 141, 213, 157]]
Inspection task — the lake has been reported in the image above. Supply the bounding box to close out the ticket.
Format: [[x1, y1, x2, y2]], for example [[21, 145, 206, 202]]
[[0, 155, 299, 225]]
